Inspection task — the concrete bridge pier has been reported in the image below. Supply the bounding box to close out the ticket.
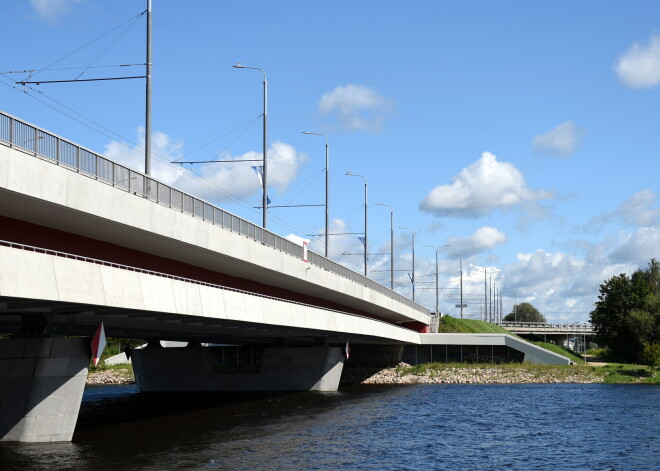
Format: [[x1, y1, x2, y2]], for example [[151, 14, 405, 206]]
[[132, 342, 345, 392], [0, 336, 89, 443]]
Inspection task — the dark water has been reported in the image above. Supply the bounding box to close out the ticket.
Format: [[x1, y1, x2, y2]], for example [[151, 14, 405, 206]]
[[1, 383, 658, 470]]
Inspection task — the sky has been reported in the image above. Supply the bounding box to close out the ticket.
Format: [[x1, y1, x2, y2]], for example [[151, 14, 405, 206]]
[[2, 0, 659, 323]]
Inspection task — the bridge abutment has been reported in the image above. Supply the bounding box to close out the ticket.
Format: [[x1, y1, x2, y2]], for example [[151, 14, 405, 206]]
[[132, 343, 345, 392], [0, 337, 89, 443]]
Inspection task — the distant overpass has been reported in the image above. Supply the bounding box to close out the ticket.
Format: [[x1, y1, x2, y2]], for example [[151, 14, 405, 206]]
[[497, 322, 594, 336]]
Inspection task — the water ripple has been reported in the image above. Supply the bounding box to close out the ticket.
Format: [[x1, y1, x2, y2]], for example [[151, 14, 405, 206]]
[[0, 384, 657, 470]]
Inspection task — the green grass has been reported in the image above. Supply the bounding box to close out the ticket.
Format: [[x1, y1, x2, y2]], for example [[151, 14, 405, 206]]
[[90, 362, 134, 374], [597, 363, 660, 384], [437, 316, 514, 334]]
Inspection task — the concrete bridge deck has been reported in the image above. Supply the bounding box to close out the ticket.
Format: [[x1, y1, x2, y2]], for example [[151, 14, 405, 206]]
[[0, 110, 429, 340]]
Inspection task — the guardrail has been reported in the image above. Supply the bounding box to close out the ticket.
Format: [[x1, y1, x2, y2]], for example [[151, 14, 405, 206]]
[[0, 110, 429, 316]]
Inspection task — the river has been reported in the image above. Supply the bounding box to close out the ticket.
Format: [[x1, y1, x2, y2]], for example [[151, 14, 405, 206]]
[[1, 383, 658, 470]]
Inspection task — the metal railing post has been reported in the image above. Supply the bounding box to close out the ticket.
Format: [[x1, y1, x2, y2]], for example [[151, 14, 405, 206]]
[[33, 127, 38, 156]]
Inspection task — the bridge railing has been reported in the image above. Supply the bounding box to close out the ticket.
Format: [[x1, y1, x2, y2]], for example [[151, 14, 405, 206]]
[[0, 111, 429, 317], [498, 321, 593, 333]]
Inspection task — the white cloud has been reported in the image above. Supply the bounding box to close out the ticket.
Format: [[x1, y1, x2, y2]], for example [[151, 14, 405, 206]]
[[30, 0, 82, 24], [616, 190, 660, 227], [615, 34, 660, 88], [318, 84, 394, 133], [589, 190, 660, 231], [104, 129, 307, 205], [533, 121, 585, 158], [503, 250, 597, 321], [447, 226, 507, 257], [419, 151, 551, 217], [609, 227, 660, 264], [499, 227, 660, 323]]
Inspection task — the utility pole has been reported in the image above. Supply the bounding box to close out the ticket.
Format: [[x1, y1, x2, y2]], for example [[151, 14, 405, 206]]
[[489, 276, 493, 323], [460, 260, 464, 319], [484, 269, 487, 322], [145, 0, 152, 175]]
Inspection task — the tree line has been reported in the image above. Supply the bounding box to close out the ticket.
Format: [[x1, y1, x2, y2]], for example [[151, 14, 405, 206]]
[[590, 258, 660, 364]]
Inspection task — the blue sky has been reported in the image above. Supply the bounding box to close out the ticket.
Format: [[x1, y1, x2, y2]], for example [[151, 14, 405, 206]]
[[2, 0, 659, 322]]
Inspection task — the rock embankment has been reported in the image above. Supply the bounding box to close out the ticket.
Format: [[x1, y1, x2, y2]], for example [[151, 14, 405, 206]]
[[342, 363, 604, 385], [86, 368, 134, 385]]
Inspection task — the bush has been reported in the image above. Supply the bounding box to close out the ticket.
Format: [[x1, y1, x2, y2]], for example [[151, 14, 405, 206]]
[[642, 342, 660, 372]]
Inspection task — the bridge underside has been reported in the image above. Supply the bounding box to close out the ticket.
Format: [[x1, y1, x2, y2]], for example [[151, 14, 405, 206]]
[[0, 296, 410, 347]]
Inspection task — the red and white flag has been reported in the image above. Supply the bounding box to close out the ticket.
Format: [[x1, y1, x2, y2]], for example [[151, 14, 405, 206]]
[[345, 341, 350, 360], [91, 322, 106, 367]]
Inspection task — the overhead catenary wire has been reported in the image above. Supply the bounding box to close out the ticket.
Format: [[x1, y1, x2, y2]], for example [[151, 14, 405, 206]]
[[26, 9, 147, 82], [75, 13, 145, 80]]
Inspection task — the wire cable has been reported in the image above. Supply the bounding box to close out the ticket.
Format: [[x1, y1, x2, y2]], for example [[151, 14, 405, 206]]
[[28, 10, 147, 81]]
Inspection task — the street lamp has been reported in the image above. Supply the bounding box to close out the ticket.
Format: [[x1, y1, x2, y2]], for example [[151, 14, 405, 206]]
[[425, 244, 450, 316], [400, 227, 416, 301], [346, 171, 367, 277], [234, 62, 268, 229], [375, 203, 394, 290], [302, 131, 329, 258]]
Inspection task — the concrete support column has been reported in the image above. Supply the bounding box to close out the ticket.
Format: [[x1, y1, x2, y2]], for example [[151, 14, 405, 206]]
[[0, 338, 89, 443], [133, 344, 345, 392]]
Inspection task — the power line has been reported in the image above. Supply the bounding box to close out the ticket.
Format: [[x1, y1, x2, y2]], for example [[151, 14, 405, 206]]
[[27, 9, 147, 81]]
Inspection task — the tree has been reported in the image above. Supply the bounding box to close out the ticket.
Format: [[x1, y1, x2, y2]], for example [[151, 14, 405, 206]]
[[642, 341, 660, 372], [503, 302, 546, 323], [590, 259, 660, 363]]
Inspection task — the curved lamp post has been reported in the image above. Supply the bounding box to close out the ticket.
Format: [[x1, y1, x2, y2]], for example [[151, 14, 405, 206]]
[[399, 226, 416, 301], [302, 131, 329, 258], [346, 171, 367, 277], [233, 62, 268, 229], [425, 244, 450, 315]]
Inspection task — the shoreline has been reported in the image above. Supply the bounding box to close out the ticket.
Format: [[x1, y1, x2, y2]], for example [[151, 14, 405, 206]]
[[87, 363, 656, 386], [341, 364, 605, 385], [86, 367, 134, 385]]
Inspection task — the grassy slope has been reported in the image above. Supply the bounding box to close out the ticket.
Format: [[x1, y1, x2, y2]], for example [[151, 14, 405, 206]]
[[437, 317, 513, 334]]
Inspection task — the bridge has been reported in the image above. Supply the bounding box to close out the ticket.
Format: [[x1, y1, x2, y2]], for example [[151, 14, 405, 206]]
[[497, 322, 594, 336], [0, 111, 570, 442]]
